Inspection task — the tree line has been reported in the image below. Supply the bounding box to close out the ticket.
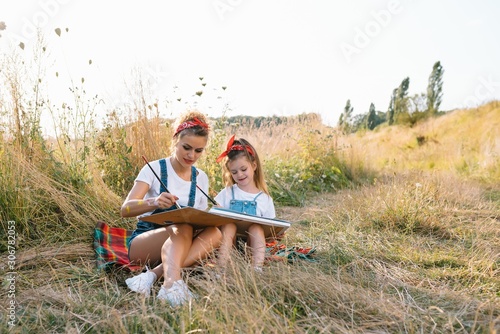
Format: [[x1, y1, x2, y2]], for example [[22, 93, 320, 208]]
[[338, 61, 444, 133]]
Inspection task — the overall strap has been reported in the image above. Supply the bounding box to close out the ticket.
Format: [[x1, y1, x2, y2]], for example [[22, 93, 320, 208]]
[[159, 159, 168, 193], [150, 158, 172, 215], [159, 160, 196, 207], [231, 185, 262, 201], [188, 166, 197, 207], [230, 185, 236, 200], [253, 192, 263, 201]]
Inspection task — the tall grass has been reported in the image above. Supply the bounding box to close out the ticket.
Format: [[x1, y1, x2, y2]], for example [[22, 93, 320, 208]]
[[339, 101, 500, 183], [2, 171, 498, 333], [0, 35, 499, 333], [206, 114, 353, 206]]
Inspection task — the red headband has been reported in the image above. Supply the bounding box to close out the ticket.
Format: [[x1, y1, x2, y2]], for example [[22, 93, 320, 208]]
[[173, 117, 209, 137], [216, 134, 254, 163]]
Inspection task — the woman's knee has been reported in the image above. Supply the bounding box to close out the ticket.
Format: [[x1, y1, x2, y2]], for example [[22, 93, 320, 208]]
[[205, 226, 223, 242], [167, 223, 193, 236]]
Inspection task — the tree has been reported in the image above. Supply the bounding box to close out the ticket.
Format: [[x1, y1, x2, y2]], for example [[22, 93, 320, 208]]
[[426, 61, 444, 115], [338, 99, 353, 133], [351, 113, 367, 132], [387, 88, 397, 125], [394, 77, 410, 116], [366, 103, 377, 130], [408, 93, 428, 114]]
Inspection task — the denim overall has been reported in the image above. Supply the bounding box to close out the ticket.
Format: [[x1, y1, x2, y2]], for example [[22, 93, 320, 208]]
[[229, 187, 262, 215], [231, 188, 263, 247], [128, 159, 197, 250]]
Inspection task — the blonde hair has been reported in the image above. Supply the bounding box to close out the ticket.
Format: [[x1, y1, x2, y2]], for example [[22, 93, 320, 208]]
[[221, 137, 270, 195]]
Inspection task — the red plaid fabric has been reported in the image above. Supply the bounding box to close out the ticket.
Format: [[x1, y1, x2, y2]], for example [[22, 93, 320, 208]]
[[265, 239, 316, 263], [93, 221, 141, 271]]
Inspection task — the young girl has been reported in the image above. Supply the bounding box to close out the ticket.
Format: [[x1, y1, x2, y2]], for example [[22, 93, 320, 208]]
[[122, 110, 222, 306], [215, 135, 275, 270]]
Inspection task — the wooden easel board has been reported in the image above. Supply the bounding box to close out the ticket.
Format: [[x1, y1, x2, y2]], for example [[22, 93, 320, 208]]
[[140, 207, 290, 238]]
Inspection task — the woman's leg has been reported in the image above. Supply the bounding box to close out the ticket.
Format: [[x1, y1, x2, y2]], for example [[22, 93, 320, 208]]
[[128, 227, 170, 279], [161, 224, 194, 288], [247, 224, 266, 268], [183, 226, 222, 266], [129, 224, 222, 290], [156, 226, 221, 305], [161, 225, 222, 288]]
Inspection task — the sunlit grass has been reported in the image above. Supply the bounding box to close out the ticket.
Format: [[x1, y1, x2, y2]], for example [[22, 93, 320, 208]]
[[3, 170, 498, 333], [0, 35, 499, 332], [339, 101, 500, 183]]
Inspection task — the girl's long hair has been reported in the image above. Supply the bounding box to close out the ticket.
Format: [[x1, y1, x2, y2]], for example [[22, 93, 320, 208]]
[[222, 137, 270, 195]]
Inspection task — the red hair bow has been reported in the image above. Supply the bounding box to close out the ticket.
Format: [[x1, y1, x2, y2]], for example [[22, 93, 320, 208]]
[[173, 117, 209, 137], [216, 134, 254, 163]]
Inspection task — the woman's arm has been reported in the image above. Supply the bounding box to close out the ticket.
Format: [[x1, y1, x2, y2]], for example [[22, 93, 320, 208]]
[[120, 181, 155, 217], [120, 181, 180, 217]]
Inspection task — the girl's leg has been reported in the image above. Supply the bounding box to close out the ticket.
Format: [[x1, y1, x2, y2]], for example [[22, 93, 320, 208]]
[[247, 224, 266, 269], [218, 223, 237, 267]]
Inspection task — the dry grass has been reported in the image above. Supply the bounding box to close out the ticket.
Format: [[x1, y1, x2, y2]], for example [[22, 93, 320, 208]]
[[2, 170, 498, 333], [1, 83, 499, 332], [339, 101, 500, 182], [214, 113, 338, 161], [2, 35, 498, 332]]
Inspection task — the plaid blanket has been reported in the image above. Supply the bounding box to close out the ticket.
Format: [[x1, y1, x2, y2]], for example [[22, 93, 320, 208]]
[[93, 221, 141, 271], [265, 239, 317, 263], [93, 222, 316, 271]]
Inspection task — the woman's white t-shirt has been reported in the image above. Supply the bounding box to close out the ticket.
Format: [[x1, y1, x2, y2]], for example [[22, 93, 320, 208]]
[[215, 184, 276, 218], [135, 158, 209, 218]]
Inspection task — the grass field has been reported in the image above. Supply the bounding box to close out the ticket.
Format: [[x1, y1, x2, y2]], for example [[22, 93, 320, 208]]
[[1, 94, 499, 333]]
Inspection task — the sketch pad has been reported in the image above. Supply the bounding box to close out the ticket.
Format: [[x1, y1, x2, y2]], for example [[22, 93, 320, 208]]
[[140, 207, 290, 238]]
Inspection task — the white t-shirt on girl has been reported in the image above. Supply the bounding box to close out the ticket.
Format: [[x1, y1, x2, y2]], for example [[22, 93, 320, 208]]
[[215, 184, 276, 218]]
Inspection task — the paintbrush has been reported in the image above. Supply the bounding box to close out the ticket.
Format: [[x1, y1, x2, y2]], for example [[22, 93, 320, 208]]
[[196, 183, 218, 206], [141, 155, 182, 210]]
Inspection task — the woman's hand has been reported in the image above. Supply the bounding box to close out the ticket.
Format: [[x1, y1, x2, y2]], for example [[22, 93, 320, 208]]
[[151, 192, 179, 209], [121, 182, 181, 217]]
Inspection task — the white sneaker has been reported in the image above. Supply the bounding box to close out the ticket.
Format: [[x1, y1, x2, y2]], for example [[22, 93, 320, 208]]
[[125, 270, 157, 296], [157, 280, 195, 307]]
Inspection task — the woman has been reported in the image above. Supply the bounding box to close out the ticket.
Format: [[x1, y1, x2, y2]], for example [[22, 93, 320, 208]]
[[121, 110, 222, 306]]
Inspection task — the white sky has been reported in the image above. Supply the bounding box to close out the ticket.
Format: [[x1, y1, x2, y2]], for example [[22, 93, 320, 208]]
[[1, 0, 500, 130]]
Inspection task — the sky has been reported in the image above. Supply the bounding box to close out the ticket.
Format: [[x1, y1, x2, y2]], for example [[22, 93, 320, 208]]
[[1, 0, 500, 132]]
